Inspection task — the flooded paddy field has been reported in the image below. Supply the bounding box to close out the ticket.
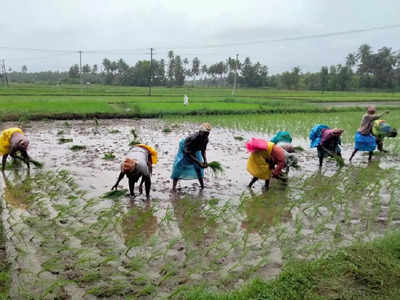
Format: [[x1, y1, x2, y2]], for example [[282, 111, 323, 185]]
[[1, 119, 400, 299]]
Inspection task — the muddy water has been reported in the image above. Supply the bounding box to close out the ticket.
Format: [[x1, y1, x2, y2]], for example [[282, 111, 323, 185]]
[[1, 119, 400, 299]]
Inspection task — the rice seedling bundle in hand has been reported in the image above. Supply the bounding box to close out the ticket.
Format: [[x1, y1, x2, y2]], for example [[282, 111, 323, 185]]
[[335, 155, 345, 167], [30, 159, 44, 168], [102, 189, 128, 199], [207, 161, 224, 176], [293, 146, 304, 151]]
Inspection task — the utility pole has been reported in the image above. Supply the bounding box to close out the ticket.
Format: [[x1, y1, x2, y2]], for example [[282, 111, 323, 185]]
[[232, 53, 239, 96], [149, 48, 153, 96], [78, 50, 83, 86], [1, 59, 9, 87]]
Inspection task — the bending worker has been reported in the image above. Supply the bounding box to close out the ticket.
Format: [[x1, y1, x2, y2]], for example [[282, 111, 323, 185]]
[[112, 144, 157, 200], [246, 138, 297, 190], [0, 127, 30, 172], [171, 123, 211, 191]]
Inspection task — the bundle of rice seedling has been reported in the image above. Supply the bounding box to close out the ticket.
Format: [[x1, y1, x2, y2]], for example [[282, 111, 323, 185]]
[[207, 161, 224, 176], [321, 146, 345, 167], [102, 189, 128, 199], [12, 156, 43, 168], [129, 140, 141, 146], [58, 138, 73, 144], [70, 145, 86, 151], [30, 159, 44, 168], [293, 146, 305, 151], [335, 155, 345, 167]]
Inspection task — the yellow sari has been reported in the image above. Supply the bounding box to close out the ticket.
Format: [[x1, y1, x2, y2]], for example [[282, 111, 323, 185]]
[[137, 144, 158, 164], [0, 128, 24, 155], [246, 142, 274, 180]]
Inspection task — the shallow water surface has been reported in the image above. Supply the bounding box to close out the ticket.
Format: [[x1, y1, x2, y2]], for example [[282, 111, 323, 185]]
[[1, 119, 399, 299]]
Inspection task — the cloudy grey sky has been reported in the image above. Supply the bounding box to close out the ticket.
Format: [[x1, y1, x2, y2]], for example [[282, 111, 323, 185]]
[[1, 0, 400, 73]]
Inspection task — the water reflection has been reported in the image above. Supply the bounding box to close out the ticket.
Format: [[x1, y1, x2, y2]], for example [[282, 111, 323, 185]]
[[171, 192, 218, 247], [241, 188, 291, 234], [121, 201, 158, 247], [2, 170, 33, 209]]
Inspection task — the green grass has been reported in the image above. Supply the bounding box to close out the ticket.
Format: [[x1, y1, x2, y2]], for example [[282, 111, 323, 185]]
[[167, 110, 400, 147], [1, 83, 400, 101], [1, 84, 400, 120], [178, 231, 400, 299]]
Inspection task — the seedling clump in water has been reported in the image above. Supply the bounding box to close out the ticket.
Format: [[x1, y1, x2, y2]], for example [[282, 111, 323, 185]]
[[58, 138, 73, 144], [70, 145, 86, 151], [103, 152, 116, 161]]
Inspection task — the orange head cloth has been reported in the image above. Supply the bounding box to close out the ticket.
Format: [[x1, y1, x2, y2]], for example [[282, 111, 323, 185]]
[[122, 158, 136, 173]]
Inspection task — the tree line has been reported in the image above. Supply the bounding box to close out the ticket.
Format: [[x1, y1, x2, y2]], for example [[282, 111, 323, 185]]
[[5, 44, 400, 91]]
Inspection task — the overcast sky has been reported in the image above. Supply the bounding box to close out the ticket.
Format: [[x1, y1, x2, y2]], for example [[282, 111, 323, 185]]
[[1, 0, 400, 73]]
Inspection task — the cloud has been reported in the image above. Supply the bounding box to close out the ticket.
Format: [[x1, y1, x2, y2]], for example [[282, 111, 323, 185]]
[[1, 0, 400, 73]]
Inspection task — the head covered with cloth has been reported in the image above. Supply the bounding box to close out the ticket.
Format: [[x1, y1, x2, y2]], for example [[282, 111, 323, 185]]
[[350, 107, 389, 162], [112, 144, 158, 200], [0, 127, 31, 172]]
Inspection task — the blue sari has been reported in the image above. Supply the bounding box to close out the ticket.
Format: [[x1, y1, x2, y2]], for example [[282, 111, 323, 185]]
[[354, 132, 376, 151], [171, 139, 204, 180]]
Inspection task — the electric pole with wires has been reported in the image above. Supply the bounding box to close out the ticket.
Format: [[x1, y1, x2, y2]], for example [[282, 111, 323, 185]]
[[78, 50, 83, 87], [149, 48, 153, 96], [232, 53, 239, 96], [1, 59, 9, 87]]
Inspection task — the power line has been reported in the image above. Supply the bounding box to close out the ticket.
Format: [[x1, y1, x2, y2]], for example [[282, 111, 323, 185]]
[[1, 23, 399, 54], [164, 24, 400, 50]]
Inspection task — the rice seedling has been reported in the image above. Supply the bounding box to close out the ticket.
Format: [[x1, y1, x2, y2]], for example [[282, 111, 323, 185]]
[[129, 140, 141, 146], [102, 189, 128, 199], [207, 161, 224, 175], [103, 152, 116, 160], [162, 127, 172, 133], [29, 159, 44, 168], [57, 138, 73, 144], [293, 146, 305, 151], [131, 129, 138, 139], [70, 145, 86, 151], [56, 130, 64, 135], [234, 136, 244, 141], [109, 129, 120, 134]]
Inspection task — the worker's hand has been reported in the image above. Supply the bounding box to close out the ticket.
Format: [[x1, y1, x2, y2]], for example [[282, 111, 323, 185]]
[[201, 162, 208, 168], [111, 184, 118, 191]]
